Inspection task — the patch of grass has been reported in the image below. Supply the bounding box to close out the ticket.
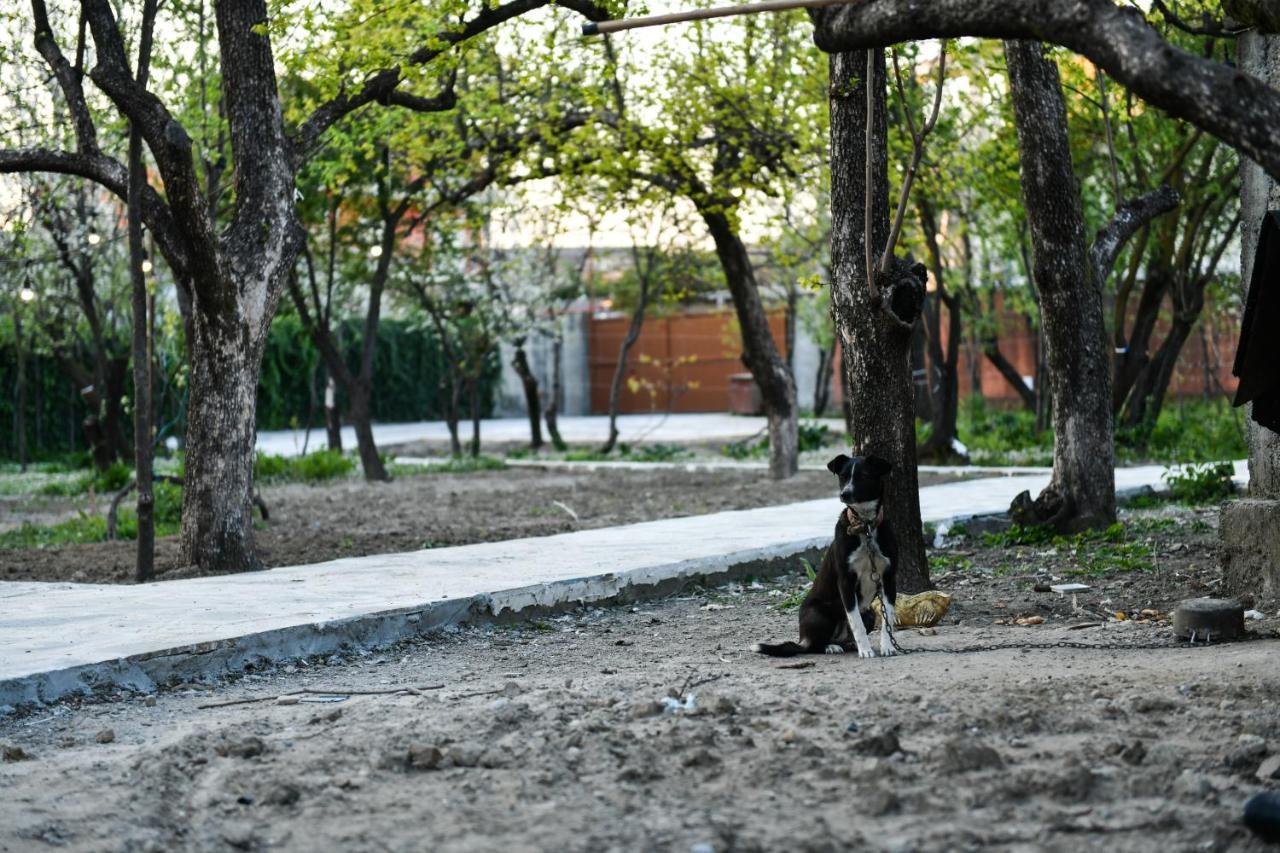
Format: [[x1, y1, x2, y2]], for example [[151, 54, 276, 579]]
[[775, 557, 817, 611], [723, 421, 833, 461], [1164, 461, 1236, 504], [0, 482, 183, 549], [1118, 398, 1247, 464], [955, 397, 1054, 466], [254, 449, 355, 484], [567, 443, 691, 463], [929, 553, 975, 573], [978, 520, 1155, 576]]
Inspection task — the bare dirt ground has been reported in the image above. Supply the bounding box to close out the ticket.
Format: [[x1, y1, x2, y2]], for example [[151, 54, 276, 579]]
[[0, 468, 964, 584], [2, 503, 1278, 852]]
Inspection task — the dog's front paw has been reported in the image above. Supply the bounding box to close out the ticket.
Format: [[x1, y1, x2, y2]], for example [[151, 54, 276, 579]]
[[824, 644, 845, 654], [878, 639, 898, 657], [856, 646, 876, 659]]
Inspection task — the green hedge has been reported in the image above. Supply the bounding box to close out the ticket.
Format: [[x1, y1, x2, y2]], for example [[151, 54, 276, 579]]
[[256, 313, 501, 429], [1, 313, 500, 462]]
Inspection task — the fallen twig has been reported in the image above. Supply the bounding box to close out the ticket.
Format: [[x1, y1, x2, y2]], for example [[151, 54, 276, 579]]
[[552, 500, 579, 521], [196, 683, 443, 709]]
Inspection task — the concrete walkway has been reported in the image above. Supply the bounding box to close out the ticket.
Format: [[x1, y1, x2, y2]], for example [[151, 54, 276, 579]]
[[256, 413, 844, 457], [0, 462, 1245, 708]]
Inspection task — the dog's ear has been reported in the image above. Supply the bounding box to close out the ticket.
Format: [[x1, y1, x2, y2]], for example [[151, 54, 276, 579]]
[[827, 454, 851, 476], [865, 455, 893, 478]]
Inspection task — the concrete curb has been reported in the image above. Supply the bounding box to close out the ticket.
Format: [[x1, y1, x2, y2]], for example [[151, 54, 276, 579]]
[[0, 460, 1243, 711], [0, 538, 825, 710]]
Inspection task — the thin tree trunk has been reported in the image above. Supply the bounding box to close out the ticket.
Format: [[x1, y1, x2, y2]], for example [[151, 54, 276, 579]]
[[15, 310, 28, 472], [545, 335, 567, 452], [348, 386, 386, 479], [829, 48, 930, 591], [324, 373, 342, 451], [511, 340, 544, 451], [445, 372, 463, 457], [1005, 39, 1115, 532], [813, 345, 834, 417], [910, 320, 933, 421], [983, 339, 1036, 410], [917, 202, 963, 462], [469, 380, 482, 458], [601, 265, 652, 455], [702, 211, 798, 480], [128, 0, 158, 583]]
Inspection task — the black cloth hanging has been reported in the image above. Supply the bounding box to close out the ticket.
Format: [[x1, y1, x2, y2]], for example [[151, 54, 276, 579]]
[[1233, 210, 1280, 433]]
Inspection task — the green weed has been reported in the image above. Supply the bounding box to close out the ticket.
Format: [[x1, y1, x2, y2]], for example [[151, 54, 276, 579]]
[[1164, 461, 1236, 504], [254, 449, 354, 483]]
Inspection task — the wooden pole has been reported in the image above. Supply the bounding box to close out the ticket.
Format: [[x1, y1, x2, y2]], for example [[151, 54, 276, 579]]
[[582, 0, 859, 35]]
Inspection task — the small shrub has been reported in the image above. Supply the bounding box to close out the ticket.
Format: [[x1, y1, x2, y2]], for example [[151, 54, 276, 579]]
[[0, 514, 108, 549], [295, 449, 355, 482], [86, 461, 132, 494], [254, 450, 354, 483], [1164, 461, 1235, 504], [254, 452, 290, 481], [628, 443, 689, 463], [798, 421, 833, 452]]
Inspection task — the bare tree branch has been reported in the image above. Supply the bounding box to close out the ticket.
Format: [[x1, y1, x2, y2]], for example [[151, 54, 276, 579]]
[[812, 0, 1280, 182], [1090, 185, 1180, 287], [0, 147, 190, 275]]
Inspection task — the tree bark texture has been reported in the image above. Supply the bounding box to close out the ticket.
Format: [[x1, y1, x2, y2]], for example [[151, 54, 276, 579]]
[[829, 49, 930, 592], [1005, 40, 1116, 532], [180, 0, 303, 571], [1238, 30, 1280, 498], [702, 211, 799, 480], [511, 342, 545, 451]]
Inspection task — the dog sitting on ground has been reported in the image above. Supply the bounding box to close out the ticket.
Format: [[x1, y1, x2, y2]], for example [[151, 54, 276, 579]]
[[753, 453, 900, 658]]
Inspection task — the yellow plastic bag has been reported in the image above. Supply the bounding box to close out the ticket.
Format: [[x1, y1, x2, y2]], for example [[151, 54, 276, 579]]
[[873, 590, 953, 628]]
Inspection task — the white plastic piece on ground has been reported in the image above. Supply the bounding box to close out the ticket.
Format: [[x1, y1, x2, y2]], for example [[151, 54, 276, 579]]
[[1246, 609, 1265, 621], [933, 521, 951, 550], [662, 694, 697, 714], [1051, 583, 1092, 594]]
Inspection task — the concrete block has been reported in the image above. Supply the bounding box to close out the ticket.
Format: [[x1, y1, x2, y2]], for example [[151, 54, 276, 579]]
[[1221, 498, 1280, 598]]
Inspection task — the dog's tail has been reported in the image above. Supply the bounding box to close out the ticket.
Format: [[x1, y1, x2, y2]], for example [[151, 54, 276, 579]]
[[751, 640, 811, 657]]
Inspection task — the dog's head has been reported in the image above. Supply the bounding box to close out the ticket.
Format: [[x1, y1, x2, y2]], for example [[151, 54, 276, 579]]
[[826, 453, 892, 509]]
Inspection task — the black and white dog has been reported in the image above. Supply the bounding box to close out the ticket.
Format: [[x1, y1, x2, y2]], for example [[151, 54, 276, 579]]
[[753, 453, 899, 658]]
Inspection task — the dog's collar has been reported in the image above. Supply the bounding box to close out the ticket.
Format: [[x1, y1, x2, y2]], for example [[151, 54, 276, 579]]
[[845, 503, 884, 536]]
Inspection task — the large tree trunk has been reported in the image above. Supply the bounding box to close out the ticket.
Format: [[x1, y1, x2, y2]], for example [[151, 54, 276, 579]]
[[702, 211, 799, 480], [511, 341, 544, 451], [181, 306, 269, 572], [917, 201, 963, 463], [1238, 29, 1280, 498], [1221, 27, 1280, 599], [1005, 40, 1115, 532], [829, 49, 930, 592]]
